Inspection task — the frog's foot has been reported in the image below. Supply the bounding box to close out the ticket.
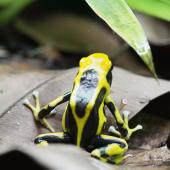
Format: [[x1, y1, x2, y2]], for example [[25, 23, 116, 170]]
[[91, 150, 125, 164], [108, 125, 121, 137], [23, 91, 55, 132], [91, 143, 127, 164], [91, 135, 128, 164], [122, 110, 142, 140]]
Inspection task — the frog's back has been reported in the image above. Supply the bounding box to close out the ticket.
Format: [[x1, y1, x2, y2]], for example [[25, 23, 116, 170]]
[[64, 68, 107, 147]]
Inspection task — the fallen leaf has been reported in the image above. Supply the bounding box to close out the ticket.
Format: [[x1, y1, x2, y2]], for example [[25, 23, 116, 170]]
[[125, 147, 170, 166], [129, 92, 170, 149], [0, 145, 112, 170], [0, 145, 169, 170], [0, 67, 170, 168], [0, 70, 62, 117]]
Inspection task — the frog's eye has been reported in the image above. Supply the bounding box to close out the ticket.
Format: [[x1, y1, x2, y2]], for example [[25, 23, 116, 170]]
[[79, 57, 86, 66]]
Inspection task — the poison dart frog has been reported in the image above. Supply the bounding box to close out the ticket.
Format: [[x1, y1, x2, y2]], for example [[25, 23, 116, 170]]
[[24, 53, 142, 164]]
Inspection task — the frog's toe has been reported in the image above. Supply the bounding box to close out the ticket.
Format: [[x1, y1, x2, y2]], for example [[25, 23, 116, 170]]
[[91, 149, 100, 158], [91, 149, 109, 163], [23, 99, 30, 105], [36, 140, 49, 147], [133, 124, 143, 132], [23, 96, 40, 120], [32, 90, 41, 110], [122, 110, 130, 126], [32, 90, 39, 97], [23, 99, 35, 111], [108, 125, 121, 137], [50, 108, 57, 115], [122, 110, 130, 118]]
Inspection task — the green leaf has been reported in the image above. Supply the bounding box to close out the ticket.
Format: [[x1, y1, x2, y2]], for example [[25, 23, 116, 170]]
[[85, 0, 157, 78], [0, 0, 13, 7], [0, 0, 33, 25], [126, 0, 170, 21]]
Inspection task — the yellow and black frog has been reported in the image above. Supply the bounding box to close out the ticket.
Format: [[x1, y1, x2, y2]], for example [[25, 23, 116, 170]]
[[24, 53, 142, 164]]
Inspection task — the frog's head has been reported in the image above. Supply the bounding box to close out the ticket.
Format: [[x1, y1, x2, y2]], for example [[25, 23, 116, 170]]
[[79, 53, 113, 72], [79, 53, 113, 85]]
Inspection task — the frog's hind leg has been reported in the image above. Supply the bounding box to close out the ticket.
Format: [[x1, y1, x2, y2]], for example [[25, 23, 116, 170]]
[[34, 132, 71, 146], [23, 91, 55, 132], [90, 135, 128, 164]]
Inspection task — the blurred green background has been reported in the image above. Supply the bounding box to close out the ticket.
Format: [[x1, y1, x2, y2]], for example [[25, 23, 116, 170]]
[[0, 0, 170, 79]]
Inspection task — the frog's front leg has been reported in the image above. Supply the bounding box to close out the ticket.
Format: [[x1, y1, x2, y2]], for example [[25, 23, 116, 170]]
[[105, 96, 142, 140], [23, 91, 71, 132], [90, 135, 128, 164], [23, 91, 55, 132], [34, 132, 71, 146]]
